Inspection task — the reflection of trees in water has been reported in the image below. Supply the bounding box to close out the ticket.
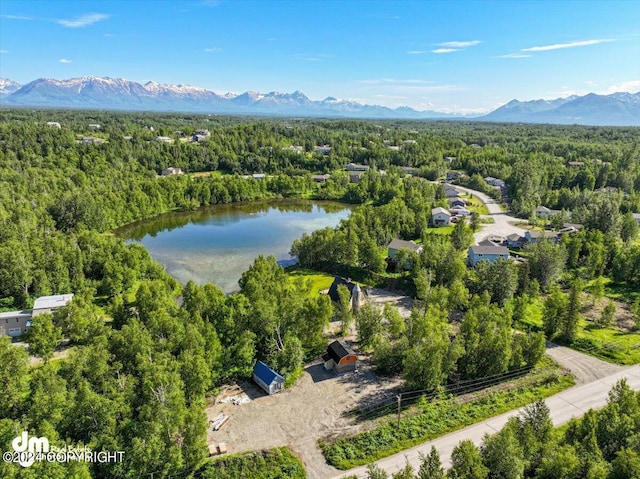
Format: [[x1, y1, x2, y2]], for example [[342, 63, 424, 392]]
[[114, 199, 352, 241]]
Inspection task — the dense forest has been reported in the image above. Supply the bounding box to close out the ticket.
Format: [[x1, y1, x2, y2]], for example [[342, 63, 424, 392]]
[[0, 108, 639, 478]]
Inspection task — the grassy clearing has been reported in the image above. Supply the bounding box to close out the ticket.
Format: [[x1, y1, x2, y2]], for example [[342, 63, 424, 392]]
[[287, 268, 336, 294], [192, 447, 305, 479], [516, 296, 640, 365], [461, 194, 489, 215], [320, 360, 574, 469], [424, 225, 455, 235]]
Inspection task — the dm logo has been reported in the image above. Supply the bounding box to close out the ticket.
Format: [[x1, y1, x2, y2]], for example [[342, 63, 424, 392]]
[[11, 431, 50, 467]]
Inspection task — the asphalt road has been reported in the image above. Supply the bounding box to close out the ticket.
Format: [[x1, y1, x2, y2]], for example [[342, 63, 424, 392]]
[[333, 365, 640, 478], [450, 184, 526, 244]]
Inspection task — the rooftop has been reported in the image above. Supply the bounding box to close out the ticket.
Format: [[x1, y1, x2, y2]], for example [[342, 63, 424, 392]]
[[33, 294, 74, 311], [388, 238, 423, 252]]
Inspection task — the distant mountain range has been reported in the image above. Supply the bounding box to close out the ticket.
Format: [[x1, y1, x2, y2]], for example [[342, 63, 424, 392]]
[[1, 76, 639, 126]]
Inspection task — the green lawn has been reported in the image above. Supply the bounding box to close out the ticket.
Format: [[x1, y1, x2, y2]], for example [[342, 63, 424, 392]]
[[461, 194, 489, 215], [424, 225, 455, 235], [287, 268, 336, 294]]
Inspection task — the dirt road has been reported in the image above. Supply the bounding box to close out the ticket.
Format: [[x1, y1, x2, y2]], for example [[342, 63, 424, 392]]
[[545, 341, 624, 384]]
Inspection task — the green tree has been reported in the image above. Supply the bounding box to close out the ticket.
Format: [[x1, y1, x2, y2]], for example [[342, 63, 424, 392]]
[[448, 440, 488, 479], [480, 428, 525, 479], [450, 217, 474, 251], [620, 212, 640, 243], [598, 301, 616, 328], [418, 446, 444, 479], [337, 284, 355, 335], [0, 336, 29, 418], [27, 313, 62, 362], [356, 303, 383, 350], [525, 240, 567, 292], [543, 284, 567, 340], [562, 279, 582, 343]]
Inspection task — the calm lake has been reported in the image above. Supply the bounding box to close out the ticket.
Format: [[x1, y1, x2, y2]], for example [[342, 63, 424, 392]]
[[115, 200, 352, 293]]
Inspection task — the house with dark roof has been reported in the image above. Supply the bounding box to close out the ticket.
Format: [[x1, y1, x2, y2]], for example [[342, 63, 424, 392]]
[[448, 197, 466, 208], [468, 244, 510, 266], [506, 234, 525, 249], [327, 277, 366, 311], [322, 340, 358, 374], [253, 361, 284, 395]]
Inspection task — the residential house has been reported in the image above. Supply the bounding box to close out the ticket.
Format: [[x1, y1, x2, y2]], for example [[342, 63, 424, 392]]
[[88, 124, 101, 130], [1, 294, 74, 337], [311, 174, 331, 183], [535, 206, 561, 220], [448, 197, 466, 208], [567, 161, 585, 167], [444, 156, 458, 162], [327, 277, 366, 311], [524, 230, 559, 243], [450, 207, 471, 217], [0, 311, 32, 338], [633, 213, 640, 226], [387, 239, 424, 259], [162, 167, 183, 176], [46, 121, 61, 128], [349, 171, 366, 183], [191, 134, 208, 142], [252, 361, 284, 395], [314, 145, 332, 155], [143, 125, 155, 131], [484, 177, 506, 188], [80, 136, 106, 145], [431, 207, 451, 226], [402, 140, 417, 145], [444, 185, 459, 198], [506, 234, 525, 249], [322, 340, 358, 374], [194, 129, 210, 137], [32, 294, 74, 317], [468, 244, 510, 267], [252, 173, 266, 180], [346, 163, 370, 171], [155, 136, 173, 143], [446, 171, 464, 181]]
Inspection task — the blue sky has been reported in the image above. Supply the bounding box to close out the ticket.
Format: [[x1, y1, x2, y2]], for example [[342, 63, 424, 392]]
[[1, 0, 639, 113]]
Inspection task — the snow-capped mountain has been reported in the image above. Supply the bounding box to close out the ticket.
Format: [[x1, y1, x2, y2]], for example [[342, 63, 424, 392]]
[[0, 79, 21, 96], [480, 92, 640, 126], [2, 76, 638, 125], [0, 76, 463, 119]]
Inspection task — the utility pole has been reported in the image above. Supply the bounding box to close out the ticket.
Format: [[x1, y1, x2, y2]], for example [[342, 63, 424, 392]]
[[396, 394, 402, 427]]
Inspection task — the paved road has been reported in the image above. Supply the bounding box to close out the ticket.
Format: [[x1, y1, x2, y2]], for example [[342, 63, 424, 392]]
[[333, 365, 640, 478], [450, 184, 526, 244]]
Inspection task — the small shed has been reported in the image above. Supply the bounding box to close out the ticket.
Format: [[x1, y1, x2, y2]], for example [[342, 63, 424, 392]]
[[322, 340, 358, 374], [252, 361, 284, 395], [327, 277, 366, 311]]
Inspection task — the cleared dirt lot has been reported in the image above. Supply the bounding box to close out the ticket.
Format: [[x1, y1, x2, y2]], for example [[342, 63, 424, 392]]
[[207, 355, 402, 479]]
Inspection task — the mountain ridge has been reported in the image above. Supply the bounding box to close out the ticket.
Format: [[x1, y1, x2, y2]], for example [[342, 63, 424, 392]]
[[1, 76, 638, 125]]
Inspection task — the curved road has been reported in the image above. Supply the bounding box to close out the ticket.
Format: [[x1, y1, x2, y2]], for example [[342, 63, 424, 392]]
[[451, 184, 526, 244]]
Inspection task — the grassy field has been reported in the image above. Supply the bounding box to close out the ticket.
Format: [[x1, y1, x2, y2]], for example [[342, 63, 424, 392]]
[[423, 225, 455, 235], [287, 268, 336, 294], [461, 194, 489, 215], [320, 359, 574, 469], [191, 447, 306, 479], [516, 296, 640, 365]]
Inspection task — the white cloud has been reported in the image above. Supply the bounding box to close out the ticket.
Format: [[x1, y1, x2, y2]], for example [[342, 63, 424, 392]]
[[407, 50, 427, 55], [103, 33, 115, 37], [600, 80, 640, 94], [0, 50, 8, 54], [432, 48, 459, 54], [57, 13, 110, 28], [2, 14, 32, 20], [439, 40, 482, 48], [204, 47, 222, 53], [496, 53, 531, 58], [522, 38, 614, 52], [59, 58, 72, 63], [292, 53, 332, 62]]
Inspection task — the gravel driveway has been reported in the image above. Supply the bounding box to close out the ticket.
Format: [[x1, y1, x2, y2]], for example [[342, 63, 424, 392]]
[[544, 341, 624, 384]]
